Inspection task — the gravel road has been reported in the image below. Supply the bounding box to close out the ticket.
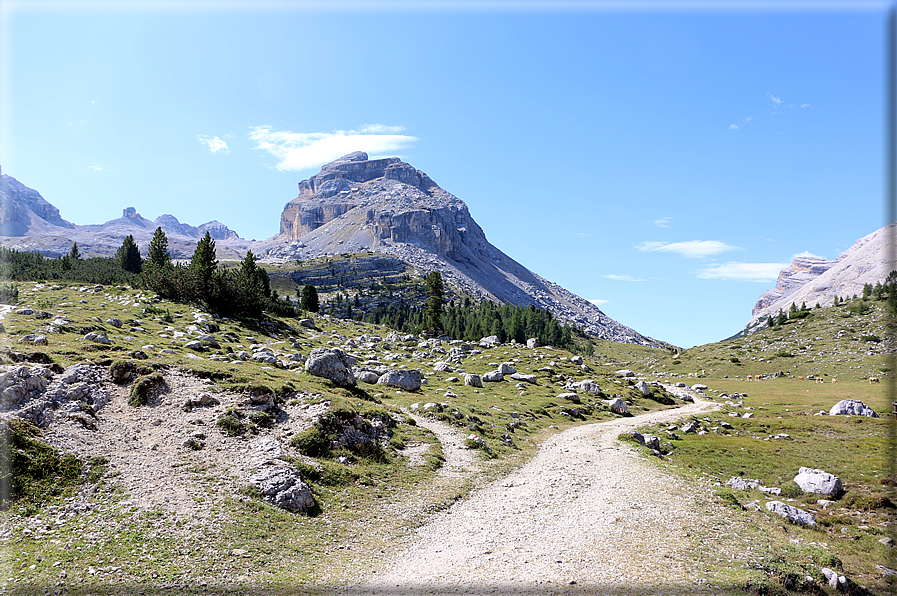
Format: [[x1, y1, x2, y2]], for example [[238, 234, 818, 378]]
[[346, 396, 723, 595]]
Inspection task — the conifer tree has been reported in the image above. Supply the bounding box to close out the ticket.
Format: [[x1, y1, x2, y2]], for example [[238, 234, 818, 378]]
[[424, 271, 445, 333], [190, 232, 218, 296], [68, 243, 81, 261], [116, 235, 143, 274], [147, 227, 171, 268], [301, 285, 319, 313]]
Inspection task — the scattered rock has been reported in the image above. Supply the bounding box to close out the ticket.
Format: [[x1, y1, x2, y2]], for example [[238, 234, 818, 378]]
[[608, 397, 629, 415], [829, 399, 879, 417], [766, 500, 816, 526], [305, 347, 356, 387], [509, 372, 537, 384], [558, 392, 581, 404], [248, 463, 315, 513], [84, 332, 111, 345], [464, 373, 483, 388], [377, 369, 423, 391], [634, 380, 652, 397], [793, 467, 843, 497]]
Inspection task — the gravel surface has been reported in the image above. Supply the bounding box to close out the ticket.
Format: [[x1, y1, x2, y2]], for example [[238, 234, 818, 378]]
[[347, 395, 724, 595]]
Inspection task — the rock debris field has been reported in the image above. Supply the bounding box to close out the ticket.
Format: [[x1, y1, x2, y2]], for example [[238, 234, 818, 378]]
[[344, 393, 727, 595]]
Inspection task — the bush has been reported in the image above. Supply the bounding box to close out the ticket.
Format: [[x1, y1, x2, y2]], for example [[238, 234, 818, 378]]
[[128, 372, 164, 407], [0, 283, 18, 305], [290, 427, 331, 457], [216, 414, 244, 437], [246, 410, 273, 427]]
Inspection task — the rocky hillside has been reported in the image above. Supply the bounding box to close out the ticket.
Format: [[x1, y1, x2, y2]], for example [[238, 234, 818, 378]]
[[259, 153, 664, 348], [744, 222, 896, 332], [0, 168, 247, 260]]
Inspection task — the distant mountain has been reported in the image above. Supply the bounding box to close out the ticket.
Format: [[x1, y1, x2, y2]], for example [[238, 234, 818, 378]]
[[0, 168, 246, 259], [741, 222, 896, 332], [257, 152, 666, 348]]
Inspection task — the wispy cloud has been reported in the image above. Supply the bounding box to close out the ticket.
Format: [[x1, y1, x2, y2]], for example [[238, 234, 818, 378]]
[[636, 240, 741, 258], [198, 135, 229, 154], [697, 262, 788, 282], [249, 124, 417, 171], [88, 164, 103, 172], [801, 103, 811, 108], [729, 124, 738, 130], [575, 232, 592, 237], [604, 274, 647, 282], [653, 217, 672, 228], [768, 92, 783, 108], [587, 298, 609, 305]]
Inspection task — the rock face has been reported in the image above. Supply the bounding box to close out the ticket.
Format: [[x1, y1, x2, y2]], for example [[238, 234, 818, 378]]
[[264, 153, 664, 348], [0, 165, 75, 236], [744, 223, 897, 331]]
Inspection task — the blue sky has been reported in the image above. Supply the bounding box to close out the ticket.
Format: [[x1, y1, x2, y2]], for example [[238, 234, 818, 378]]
[[0, 1, 891, 348]]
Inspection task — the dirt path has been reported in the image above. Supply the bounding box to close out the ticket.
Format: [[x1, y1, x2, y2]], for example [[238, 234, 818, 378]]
[[347, 396, 722, 595]]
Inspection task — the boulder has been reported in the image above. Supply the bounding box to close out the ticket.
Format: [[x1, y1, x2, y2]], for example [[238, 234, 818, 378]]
[[635, 380, 653, 397], [578, 380, 602, 394], [377, 369, 423, 391], [433, 361, 453, 373], [526, 338, 539, 349], [355, 370, 380, 384], [84, 332, 111, 345], [570, 355, 583, 365], [829, 399, 878, 417], [464, 373, 483, 388], [479, 335, 500, 348], [766, 500, 816, 526], [498, 362, 516, 375], [20, 334, 47, 345], [298, 318, 317, 330], [185, 340, 204, 351], [681, 421, 699, 433], [608, 397, 629, 415], [248, 464, 315, 513], [106, 318, 123, 328], [726, 477, 760, 490], [793, 467, 843, 497], [482, 370, 504, 382], [305, 347, 356, 387], [510, 372, 537, 384], [614, 369, 635, 377], [691, 384, 708, 391], [558, 392, 581, 404]]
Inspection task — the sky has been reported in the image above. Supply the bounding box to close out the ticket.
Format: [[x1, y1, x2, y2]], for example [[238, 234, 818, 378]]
[[0, 0, 892, 348]]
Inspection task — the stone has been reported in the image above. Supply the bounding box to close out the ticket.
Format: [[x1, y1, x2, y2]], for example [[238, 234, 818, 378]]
[[377, 369, 423, 391], [766, 500, 816, 526], [829, 399, 879, 417], [509, 372, 537, 384], [691, 384, 708, 391], [248, 464, 315, 513], [570, 355, 583, 365], [198, 334, 219, 348], [608, 397, 629, 415], [183, 393, 220, 409], [526, 338, 539, 349], [185, 340, 204, 351], [305, 347, 356, 387], [794, 467, 843, 497], [635, 380, 653, 397], [106, 318, 123, 328], [498, 362, 516, 374], [464, 373, 483, 388], [298, 318, 317, 330], [433, 361, 453, 373], [355, 370, 380, 384], [558, 392, 581, 404], [84, 332, 111, 345], [682, 421, 699, 433], [614, 369, 634, 377], [482, 370, 503, 382], [20, 334, 47, 345], [726, 477, 760, 490], [681, 393, 694, 403], [577, 380, 602, 394], [479, 335, 499, 348]]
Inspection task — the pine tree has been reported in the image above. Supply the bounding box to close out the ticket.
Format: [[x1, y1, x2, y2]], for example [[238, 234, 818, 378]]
[[147, 227, 171, 268], [301, 285, 319, 313], [424, 271, 445, 333], [190, 232, 218, 296], [116, 235, 143, 274]]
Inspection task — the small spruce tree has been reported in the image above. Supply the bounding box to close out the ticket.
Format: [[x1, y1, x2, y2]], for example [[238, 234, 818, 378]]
[[147, 227, 171, 268], [116, 235, 143, 274], [68, 242, 81, 261], [301, 285, 319, 313]]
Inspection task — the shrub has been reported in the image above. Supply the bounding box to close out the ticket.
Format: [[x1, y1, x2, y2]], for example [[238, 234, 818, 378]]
[[128, 372, 164, 407], [216, 414, 244, 437], [246, 410, 274, 427], [290, 427, 331, 457]]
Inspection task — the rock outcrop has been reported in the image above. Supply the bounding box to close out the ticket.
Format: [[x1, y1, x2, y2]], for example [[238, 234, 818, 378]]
[[264, 153, 664, 348], [0, 165, 75, 236], [744, 223, 897, 331]]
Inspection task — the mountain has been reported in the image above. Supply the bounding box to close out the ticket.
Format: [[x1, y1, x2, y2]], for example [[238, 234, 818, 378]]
[[0, 169, 246, 259], [742, 222, 896, 332], [259, 152, 665, 348]]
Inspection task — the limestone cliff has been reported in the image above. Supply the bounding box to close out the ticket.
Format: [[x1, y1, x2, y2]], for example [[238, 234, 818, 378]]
[[744, 223, 896, 331], [265, 153, 664, 348]]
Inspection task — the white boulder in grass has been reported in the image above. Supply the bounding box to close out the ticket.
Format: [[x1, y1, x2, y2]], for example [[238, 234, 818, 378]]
[[829, 399, 878, 417], [793, 467, 843, 497]]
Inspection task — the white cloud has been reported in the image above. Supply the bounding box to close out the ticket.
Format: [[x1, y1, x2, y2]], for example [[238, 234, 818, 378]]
[[768, 92, 783, 107], [575, 232, 592, 237], [697, 262, 788, 282], [745, 117, 752, 122], [198, 135, 229, 154], [604, 274, 647, 282], [653, 217, 672, 228], [588, 298, 609, 305], [801, 103, 811, 108], [636, 240, 741, 258], [88, 164, 103, 172], [249, 124, 417, 171], [729, 124, 738, 130]]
